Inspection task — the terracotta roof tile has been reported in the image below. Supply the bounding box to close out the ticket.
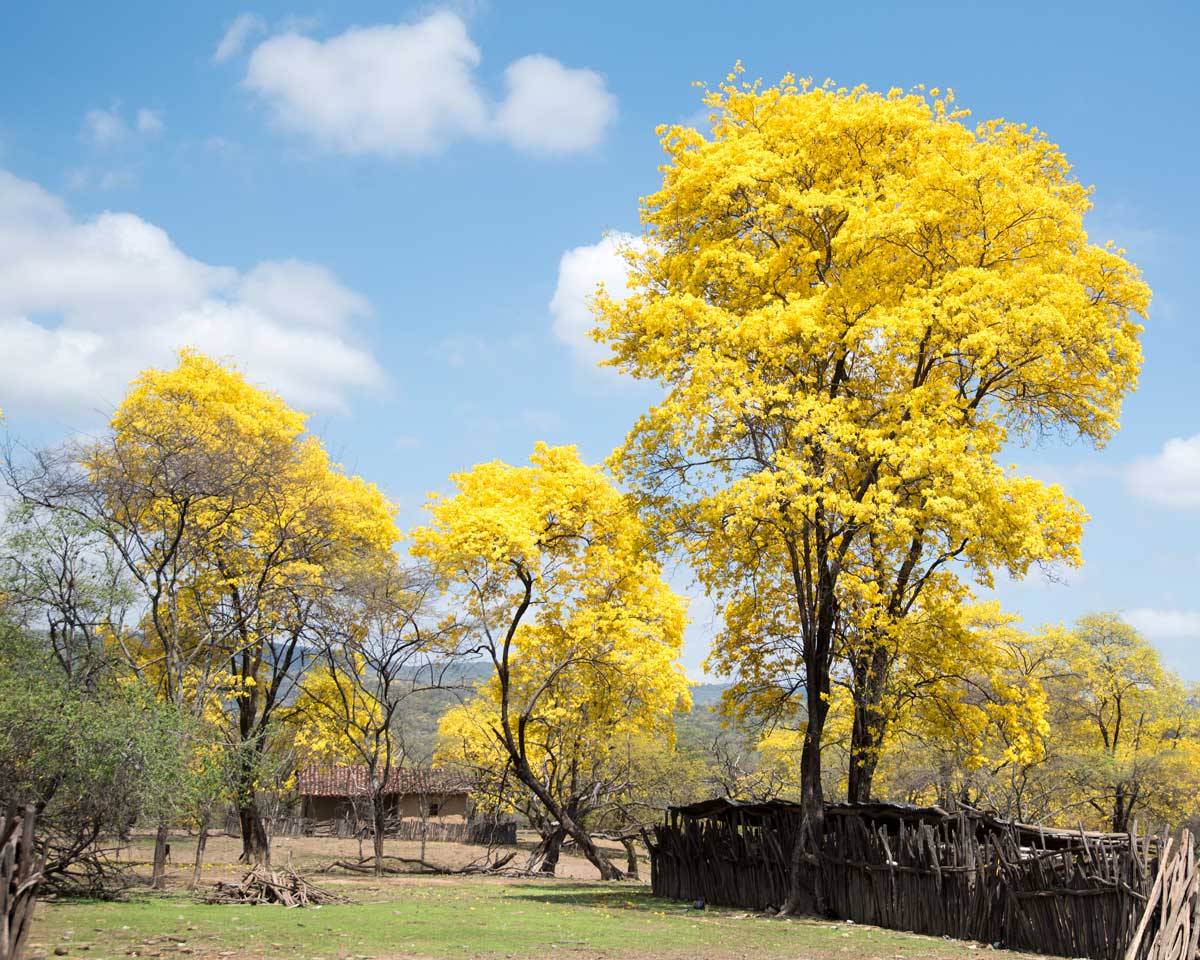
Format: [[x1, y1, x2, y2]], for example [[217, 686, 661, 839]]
[[298, 765, 471, 798]]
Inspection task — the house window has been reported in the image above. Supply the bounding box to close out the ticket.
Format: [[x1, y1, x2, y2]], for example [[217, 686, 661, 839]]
[[428, 801, 440, 817]]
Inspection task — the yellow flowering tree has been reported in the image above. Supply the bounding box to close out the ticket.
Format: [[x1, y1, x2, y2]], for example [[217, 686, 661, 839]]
[[836, 596, 1053, 801], [415, 443, 689, 879], [871, 614, 1200, 832], [10, 350, 398, 863], [592, 72, 1149, 906], [1051, 614, 1200, 831], [857, 607, 1054, 807]]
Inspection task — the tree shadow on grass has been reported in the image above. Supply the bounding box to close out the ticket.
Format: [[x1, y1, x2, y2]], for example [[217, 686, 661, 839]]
[[500, 883, 688, 912]]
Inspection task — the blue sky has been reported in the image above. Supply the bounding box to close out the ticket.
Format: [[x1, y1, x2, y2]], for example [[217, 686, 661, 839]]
[[0, 1, 1196, 678]]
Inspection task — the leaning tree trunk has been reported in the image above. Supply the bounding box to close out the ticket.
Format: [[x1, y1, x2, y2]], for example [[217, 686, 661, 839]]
[[510, 761, 623, 879], [497, 694, 624, 879]]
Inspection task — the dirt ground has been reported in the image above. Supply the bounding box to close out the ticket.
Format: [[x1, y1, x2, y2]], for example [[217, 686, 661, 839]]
[[113, 828, 644, 886]]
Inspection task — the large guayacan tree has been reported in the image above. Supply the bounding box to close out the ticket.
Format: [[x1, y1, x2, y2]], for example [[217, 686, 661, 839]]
[[593, 73, 1149, 909]]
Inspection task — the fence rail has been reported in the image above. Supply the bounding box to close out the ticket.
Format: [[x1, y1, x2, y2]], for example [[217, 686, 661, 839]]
[[650, 801, 1200, 960]]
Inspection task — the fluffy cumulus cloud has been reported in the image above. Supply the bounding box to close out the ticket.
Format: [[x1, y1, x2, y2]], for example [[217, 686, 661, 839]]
[[1127, 434, 1200, 508], [0, 169, 382, 419], [549, 233, 643, 369], [240, 11, 615, 157], [495, 55, 617, 154], [245, 12, 487, 156]]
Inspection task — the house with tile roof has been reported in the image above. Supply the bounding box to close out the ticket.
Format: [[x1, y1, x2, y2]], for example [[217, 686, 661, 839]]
[[297, 765, 472, 822]]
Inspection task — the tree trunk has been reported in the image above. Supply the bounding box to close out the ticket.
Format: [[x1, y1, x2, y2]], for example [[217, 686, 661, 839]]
[[372, 801, 386, 877], [516, 767, 623, 879], [151, 822, 170, 889], [847, 644, 891, 803], [419, 795, 429, 865], [188, 817, 209, 890], [1112, 784, 1130, 833], [554, 808, 621, 879], [494, 580, 624, 881], [622, 838, 640, 879], [238, 804, 270, 865], [781, 604, 834, 916], [540, 826, 565, 875], [497, 719, 624, 879], [776, 525, 837, 916], [233, 681, 282, 867]]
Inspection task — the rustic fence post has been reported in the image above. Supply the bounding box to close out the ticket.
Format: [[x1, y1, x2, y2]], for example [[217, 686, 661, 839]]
[[1, 803, 44, 960]]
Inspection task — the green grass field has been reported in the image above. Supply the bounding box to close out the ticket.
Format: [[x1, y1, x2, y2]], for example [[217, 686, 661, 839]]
[[30, 876, 1032, 960]]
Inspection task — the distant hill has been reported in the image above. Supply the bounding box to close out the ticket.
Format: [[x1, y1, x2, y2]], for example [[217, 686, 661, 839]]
[[690, 682, 731, 708], [391, 670, 738, 762], [677, 682, 736, 753]]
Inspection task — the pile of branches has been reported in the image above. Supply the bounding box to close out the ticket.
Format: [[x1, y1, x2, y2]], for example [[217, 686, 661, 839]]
[[327, 850, 517, 876], [205, 865, 349, 907], [40, 835, 134, 898]]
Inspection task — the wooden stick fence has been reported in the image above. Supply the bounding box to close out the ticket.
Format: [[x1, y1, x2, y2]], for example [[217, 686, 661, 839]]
[[650, 799, 1200, 960], [1125, 829, 1200, 960], [226, 814, 516, 846], [1, 804, 42, 960]]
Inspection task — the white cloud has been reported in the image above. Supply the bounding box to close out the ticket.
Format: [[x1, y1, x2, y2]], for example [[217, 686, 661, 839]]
[[1123, 608, 1200, 640], [549, 233, 643, 369], [240, 11, 616, 157], [1128, 434, 1200, 508], [80, 104, 165, 147], [244, 12, 488, 156], [495, 55, 617, 154], [136, 108, 165, 135], [236, 259, 370, 331], [81, 107, 126, 147], [214, 12, 267, 63], [0, 168, 383, 419]]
